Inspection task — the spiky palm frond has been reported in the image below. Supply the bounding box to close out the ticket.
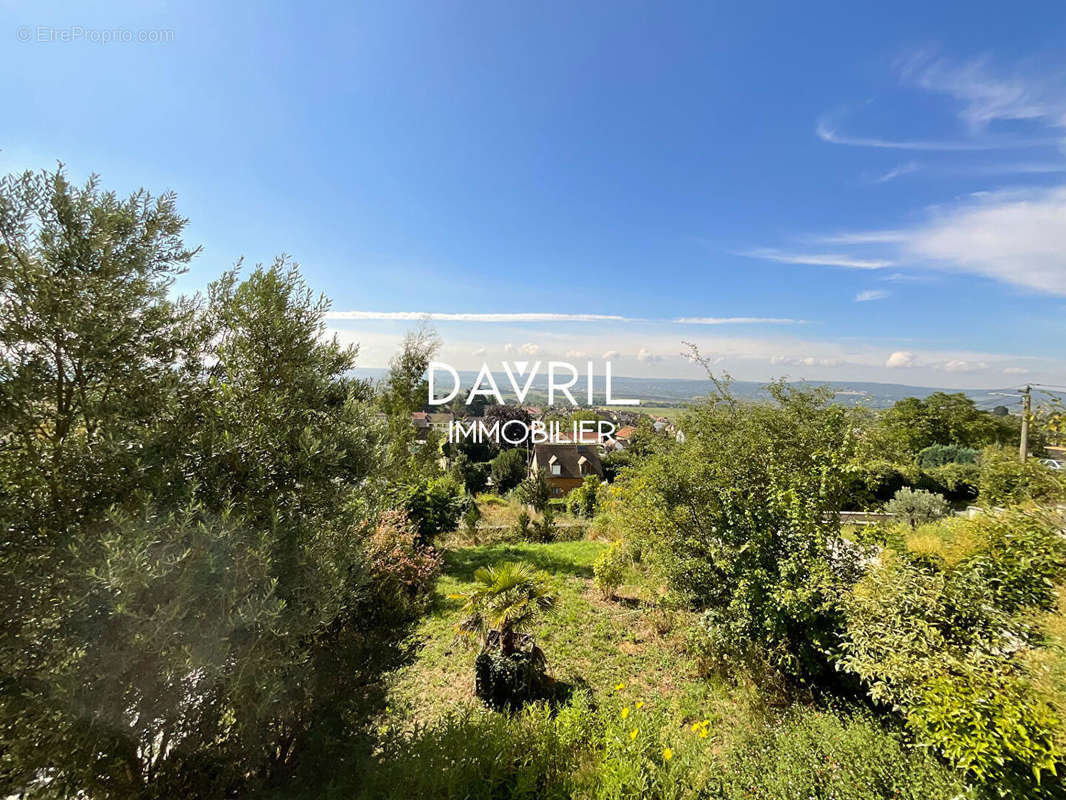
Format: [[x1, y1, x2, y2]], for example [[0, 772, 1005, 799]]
[[454, 561, 556, 645]]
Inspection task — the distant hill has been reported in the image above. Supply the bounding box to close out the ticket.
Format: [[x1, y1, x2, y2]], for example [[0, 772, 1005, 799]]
[[351, 368, 1022, 412]]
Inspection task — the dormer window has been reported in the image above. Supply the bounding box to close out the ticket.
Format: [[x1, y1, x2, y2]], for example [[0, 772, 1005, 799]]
[[549, 455, 561, 476]]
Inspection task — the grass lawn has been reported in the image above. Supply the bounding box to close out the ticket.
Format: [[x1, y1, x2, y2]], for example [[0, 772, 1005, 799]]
[[385, 539, 750, 727]]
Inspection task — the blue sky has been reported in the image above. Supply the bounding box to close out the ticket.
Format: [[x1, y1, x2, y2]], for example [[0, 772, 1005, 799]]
[[3, 0, 1065, 388]]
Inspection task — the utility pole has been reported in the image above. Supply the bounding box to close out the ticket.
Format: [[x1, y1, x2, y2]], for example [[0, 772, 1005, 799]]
[[1019, 384, 1031, 462]]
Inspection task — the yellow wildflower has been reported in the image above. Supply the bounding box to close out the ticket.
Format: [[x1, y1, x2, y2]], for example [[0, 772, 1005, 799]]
[[614, 682, 625, 691], [629, 728, 638, 740], [620, 707, 630, 719], [663, 747, 673, 761], [635, 701, 645, 709]]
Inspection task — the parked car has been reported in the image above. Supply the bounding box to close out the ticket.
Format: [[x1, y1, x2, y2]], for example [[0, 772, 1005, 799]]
[[1039, 458, 1064, 470]]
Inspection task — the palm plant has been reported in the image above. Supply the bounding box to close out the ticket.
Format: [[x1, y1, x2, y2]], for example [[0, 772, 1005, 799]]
[[453, 561, 556, 655]]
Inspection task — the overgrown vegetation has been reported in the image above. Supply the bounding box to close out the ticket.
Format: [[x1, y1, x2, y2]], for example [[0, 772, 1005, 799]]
[[4, 166, 1065, 799]]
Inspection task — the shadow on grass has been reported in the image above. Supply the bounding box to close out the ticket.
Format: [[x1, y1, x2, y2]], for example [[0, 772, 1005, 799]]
[[443, 545, 595, 582]]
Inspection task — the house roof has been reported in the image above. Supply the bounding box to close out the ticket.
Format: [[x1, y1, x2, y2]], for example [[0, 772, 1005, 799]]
[[531, 443, 603, 480], [614, 425, 637, 439]]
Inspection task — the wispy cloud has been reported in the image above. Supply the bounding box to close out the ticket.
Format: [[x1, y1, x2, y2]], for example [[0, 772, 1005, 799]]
[[674, 316, 807, 325], [815, 118, 1013, 152], [871, 161, 920, 183], [815, 231, 909, 245], [900, 51, 1066, 130], [855, 289, 890, 302], [328, 310, 809, 325], [324, 310, 634, 322], [738, 247, 894, 269], [808, 185, 1066, 295]]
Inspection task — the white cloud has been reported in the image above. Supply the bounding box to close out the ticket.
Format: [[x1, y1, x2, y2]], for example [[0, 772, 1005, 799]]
[[815, 187, 1066, 295], [674, 316, 806, 325], [815, 118, 1009, 152], [471, 346, 486, 356], [637, 348, 663, 362], [941, 359, 988, 373], [325, 310, 633, 322], [886, 351, 916, 368], [772, 355, 845, 367], [503, 343, 515, 353], [872, 161, 920, 183], [601, 350, 620, 360], [855, 289, 890, 302], [565, 350, 587, 358], [816, 231, 908, 245], [738, 247, 894, 269], [902, 186, 1066, 294], [519, 343, 540, 355], [1003, 366, 1030, 375], [900, 52, 1066, 131]]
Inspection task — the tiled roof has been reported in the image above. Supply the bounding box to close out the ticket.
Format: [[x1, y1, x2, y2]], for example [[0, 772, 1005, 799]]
[[531, 443, 603, 480]]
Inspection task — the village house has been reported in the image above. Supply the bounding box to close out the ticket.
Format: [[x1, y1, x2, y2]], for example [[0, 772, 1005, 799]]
[[529, 442, 604, 498]]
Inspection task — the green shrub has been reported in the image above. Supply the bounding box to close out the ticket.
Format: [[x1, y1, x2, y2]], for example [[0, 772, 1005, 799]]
[[618, 381, 858, 682], [513, 510, 532, 540], [978, 446, 1066, 507], [908, 670, 1060, 786], [529, 507, 557, 543], [917, 443, 979, 468], [593, 540, 629, 599], [566, 475, 601, 518], [714, 709, 967, 800], [840, 510, 1066, 790], [885, 487, 950, 528], [922, 462, 979, 502], [403, 476, 471, 543], [491, 448, 529, 494], [843, 459, 910, 509], [516, 470, 551, 512], [474, 649, 549, 712]]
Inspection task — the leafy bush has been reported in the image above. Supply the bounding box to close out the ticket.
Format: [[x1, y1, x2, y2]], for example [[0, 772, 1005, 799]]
[[908, 670, 1060, 786], [917, 443, 979, 468], [594, 540, 629, 599], [403, 476, 470, 543], [529, 507, 557, 543], [884, 487, 950, 528], [365, 510, 442, 614], [840, 510, 1066, 790], [516, 469, 551, 512], [451, 453, 490, 495], [566, 475, 601, 518], [714, 709, 967, 800], [921, 461, 979, 502], [513, 509, 532, 540], [491, 448, 528, 493], [474, 649, 550, 712], [978, 446, 1066, 507], [462, 503, 482, 537], [843, 459, 911, 509], [619, 380, 858, 681]]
